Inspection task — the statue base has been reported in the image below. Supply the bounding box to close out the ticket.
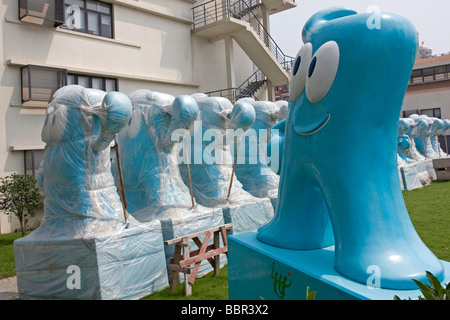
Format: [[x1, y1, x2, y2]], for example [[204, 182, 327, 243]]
[[228, 232, 450, 300], [14, 220, 168, 300]]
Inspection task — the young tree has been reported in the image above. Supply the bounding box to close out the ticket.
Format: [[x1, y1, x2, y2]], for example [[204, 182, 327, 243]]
[[0, 173, 43, 237]]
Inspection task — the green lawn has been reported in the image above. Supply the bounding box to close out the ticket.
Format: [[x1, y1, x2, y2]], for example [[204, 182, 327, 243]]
[[0, 180, 449, 300], [0, 232, 22, 279], [142, 265, 229, 300], [402, 180, 450, 261]]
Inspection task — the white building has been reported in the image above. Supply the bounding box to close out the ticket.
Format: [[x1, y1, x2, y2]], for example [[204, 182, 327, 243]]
[[402, 53, 450, 121], [0, 0, 296, 233]]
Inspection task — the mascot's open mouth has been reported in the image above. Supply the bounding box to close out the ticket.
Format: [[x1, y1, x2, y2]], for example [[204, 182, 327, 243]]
[[294, 112, 330, 136]]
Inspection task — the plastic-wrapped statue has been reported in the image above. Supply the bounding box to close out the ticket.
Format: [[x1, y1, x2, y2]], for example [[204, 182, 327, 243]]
[[14, 86, 171, 300], [411, 115, 439, 158], [397, 118, 413, 163], [258, 8, 444, 289], [37, 85, 132, 235], [116, 90, 200, 220], [437, 119, 450, 156], [275, 100, 288, 122], [233, 98, 281, 199], [405, 116, 427, 161], [429, 118, 445, 157], [179, 94, 256, 207]]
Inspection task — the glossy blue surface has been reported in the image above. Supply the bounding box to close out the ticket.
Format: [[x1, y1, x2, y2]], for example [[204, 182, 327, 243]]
[[229, 232, 450, 300], [257, 8, 444, 290]]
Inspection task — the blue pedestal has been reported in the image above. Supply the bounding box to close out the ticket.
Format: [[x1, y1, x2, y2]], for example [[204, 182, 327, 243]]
[[228, 232, 450, 300]]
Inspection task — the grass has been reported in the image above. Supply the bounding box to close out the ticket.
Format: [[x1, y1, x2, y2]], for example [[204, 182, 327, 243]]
[[402, 180, 450, 261], [0, 232, 22, 279], [141, 265, 229, 300], [0, 180, 449, 300]]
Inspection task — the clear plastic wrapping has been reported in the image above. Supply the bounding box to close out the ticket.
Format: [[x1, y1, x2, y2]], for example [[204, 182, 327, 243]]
[[14, 85, 169, 300], [115, 89, 200, 220], [233, 98, 282, 198], [178, 94, 258, 207]]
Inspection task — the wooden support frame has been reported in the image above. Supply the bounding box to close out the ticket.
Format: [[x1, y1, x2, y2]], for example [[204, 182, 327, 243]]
[[165, 223, 232, 296]]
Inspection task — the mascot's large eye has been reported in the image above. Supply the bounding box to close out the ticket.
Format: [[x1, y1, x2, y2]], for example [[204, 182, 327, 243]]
[[289, 43, 312, 101], [305, 41, 339, 103]]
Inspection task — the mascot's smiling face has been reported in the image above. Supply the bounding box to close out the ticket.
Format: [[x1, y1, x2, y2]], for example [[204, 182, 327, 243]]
[[287, 8, 418, 160]]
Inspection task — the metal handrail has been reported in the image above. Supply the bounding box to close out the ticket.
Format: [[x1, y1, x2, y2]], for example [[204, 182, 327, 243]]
[[204, 87, 258, 102], [192, 0, 295, 72], [204, 66, 268, 102], [235, 69, 265, 96]]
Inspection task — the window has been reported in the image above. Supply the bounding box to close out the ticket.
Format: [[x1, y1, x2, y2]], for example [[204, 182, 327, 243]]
[[403, 109, 419, 118], [409, 65, 450, 84], [24, 150, 45, 178], [434, 66, 448, 81], [67, 73, 117, 91], [21, 65, 67, 106], [420, 108, 441, 119], [403, 108, 441, 118], [61, 0, 113, 38], [410, 69, 423, 84], [19, 0, 64, 27]]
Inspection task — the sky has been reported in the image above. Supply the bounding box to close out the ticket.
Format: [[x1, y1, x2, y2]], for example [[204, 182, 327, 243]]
[[270, 0, 450, 57]]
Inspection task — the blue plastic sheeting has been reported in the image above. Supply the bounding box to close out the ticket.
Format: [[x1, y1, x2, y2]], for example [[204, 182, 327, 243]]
[[14, 85, 168, 300]]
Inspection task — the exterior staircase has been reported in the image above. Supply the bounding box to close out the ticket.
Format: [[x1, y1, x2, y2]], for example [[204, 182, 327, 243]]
[[192, 0, 295, 87], [205, 68, 266, 102]]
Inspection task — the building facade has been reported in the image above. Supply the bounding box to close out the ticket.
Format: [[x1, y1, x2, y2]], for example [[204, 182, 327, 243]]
[[402, 53, 450, 121], [0, 0, 296, 233]]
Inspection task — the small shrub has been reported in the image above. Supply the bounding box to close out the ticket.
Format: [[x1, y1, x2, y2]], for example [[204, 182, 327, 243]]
[[0, 173, 43, 237], [394, 271, 449, 300]]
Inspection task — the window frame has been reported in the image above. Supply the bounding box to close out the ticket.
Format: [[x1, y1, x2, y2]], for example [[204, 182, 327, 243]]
[[60, 0, 114, 39], [24, 149, 45, 178], [67, 73, 118, 92], [410, 64, 450, 84], [420, 107, 441, 119]]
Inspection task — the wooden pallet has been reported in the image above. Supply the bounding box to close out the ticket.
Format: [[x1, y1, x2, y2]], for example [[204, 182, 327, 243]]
[[433, 158, 450, 181], [165, 223, 232, 296]]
